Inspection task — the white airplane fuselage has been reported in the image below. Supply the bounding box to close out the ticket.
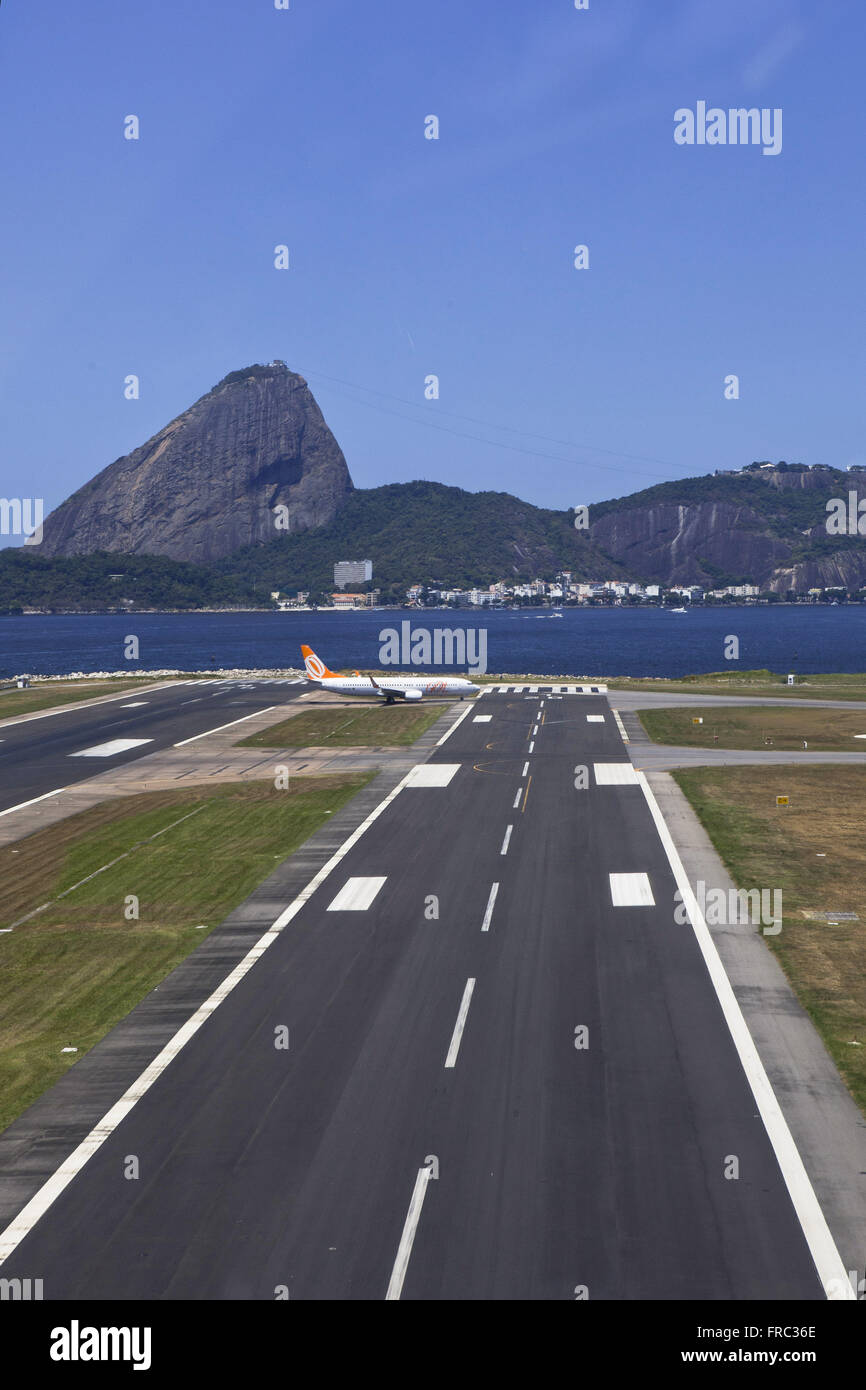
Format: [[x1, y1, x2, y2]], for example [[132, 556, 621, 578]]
[[308, 672, 476, 701]]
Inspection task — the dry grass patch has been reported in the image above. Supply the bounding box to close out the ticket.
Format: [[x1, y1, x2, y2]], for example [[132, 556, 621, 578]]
[[673, 764, 866, 1113]]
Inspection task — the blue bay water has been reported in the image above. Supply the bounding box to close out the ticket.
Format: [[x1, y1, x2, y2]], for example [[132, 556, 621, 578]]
[[1, 607, 865, 679]]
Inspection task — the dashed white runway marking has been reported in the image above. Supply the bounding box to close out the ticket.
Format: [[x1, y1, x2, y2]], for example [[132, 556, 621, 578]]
[[586, 714, 605, 723], [500, 824, 513, 855], [326, 876, 388, 911], [120, 702, 149, 708], [512, 787, 523, 808], [405, 764, 460, 787], [473, 715, 492, 724], [481, 881, 499, 932], [528, 740, 535, 753], [612, 709, 630, 743], [522, 760, 529, 777], [444, 978, 476, 1068], [609, 872, 655, 907], [386, 1166, 432, 1300], [594, 763, 639, 785], [69, 738, 153, 758]]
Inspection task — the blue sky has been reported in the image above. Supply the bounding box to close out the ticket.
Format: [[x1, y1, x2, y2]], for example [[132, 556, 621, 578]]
[[1, 0, 864, 546]]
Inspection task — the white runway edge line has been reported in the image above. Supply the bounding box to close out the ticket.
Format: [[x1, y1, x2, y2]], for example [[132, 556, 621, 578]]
[[444, 978, 476, 1068], [0, 762, 419, 1268], [500, 824, 513, 855], [385, 1166, 432, 1301], [635, 769, 854, 1301], [435, 701, 475, 747], [481, 881, 499, 932], [612, 709, 630, 743], [0, 787, 67, 820], [173, 707, 277, 746]]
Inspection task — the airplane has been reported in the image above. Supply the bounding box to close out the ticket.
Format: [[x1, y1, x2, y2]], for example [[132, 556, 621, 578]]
[[301, 645, 477, 703]]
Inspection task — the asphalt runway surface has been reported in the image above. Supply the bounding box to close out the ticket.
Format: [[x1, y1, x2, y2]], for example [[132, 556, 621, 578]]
[[0, 679, 307, 815], [0, 688, 834, 1299]]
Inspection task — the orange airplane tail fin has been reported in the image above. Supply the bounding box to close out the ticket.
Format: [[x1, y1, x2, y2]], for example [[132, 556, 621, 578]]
[[301, 645, 337, 679]]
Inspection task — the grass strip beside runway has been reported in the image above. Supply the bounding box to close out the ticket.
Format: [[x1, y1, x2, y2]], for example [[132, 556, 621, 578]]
[[639, 704, 866, 750], [673, 764, 866, 1114], [0, 678, 160, 720], [238, 703, 442, 747], [608, 670, 866, 701], [0, 775, 371, 1133]]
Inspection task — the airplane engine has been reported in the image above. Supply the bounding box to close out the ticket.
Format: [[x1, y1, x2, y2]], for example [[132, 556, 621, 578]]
[[404, 688, 424, 701]]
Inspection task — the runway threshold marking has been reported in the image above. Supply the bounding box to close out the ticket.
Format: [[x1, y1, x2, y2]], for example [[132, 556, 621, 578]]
[[444, 978, 476, 1068], [636, 768, 854, 1301], [481, 881, 499, 932], [0, 761, 421, 1269], [173, 707, 276, 746], [385, 1166, 432, 1300]]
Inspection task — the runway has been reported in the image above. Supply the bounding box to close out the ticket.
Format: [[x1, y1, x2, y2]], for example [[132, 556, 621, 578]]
[[0, 688, 847, 1298], [0, 679, 307, 815]]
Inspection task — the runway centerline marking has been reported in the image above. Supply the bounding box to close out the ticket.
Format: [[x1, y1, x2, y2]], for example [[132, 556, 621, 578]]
[[528, 740, 535, 753], [481, 881, 499, 932], [609, 872, 655, 907], [326, 876, 388, 912], [473, 715, 492, 723], [69, 738, 153, 758], [385, 1167, 432, 1300], [586, 714, 605, 723], [522, 760, 529, 777], [444, 978, 476, 1068], [500, 824, 513, 855], [512, 787, 523, 808]]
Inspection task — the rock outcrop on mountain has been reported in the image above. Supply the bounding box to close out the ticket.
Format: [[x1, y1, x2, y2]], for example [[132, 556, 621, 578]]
[[38, 364, 354, 563], [587, 466, 866, 592]]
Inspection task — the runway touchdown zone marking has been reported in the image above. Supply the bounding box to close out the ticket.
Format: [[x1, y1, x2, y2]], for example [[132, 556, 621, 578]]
[[326, 877, 388, 912], [404, 764, 460, 787], [609, 872, 655, 907], [69, 738, 153, 758], [594, 763, 640, 786]]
